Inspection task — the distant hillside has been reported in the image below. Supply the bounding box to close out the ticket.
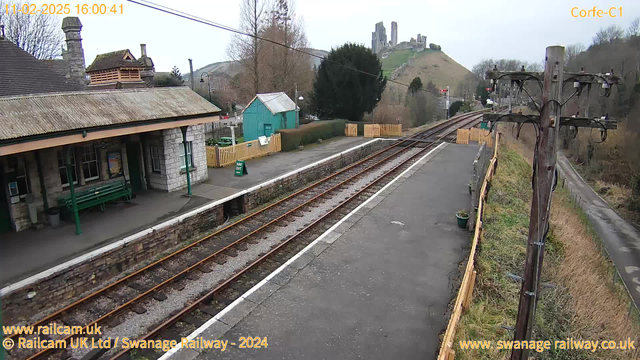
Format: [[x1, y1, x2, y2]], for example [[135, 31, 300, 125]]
[[187, 48, 328, 82], [305, 48, 328, 69], [185, 60, 243, 83], [382, 49, 472, 94]]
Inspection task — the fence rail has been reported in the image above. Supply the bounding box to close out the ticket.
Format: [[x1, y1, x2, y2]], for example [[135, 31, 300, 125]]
[[206, 133, 281, 168], [437, 133, 499, 360]]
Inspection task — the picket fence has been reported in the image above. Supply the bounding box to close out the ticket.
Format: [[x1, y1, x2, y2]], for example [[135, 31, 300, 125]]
[[206, 134, 281, 167]]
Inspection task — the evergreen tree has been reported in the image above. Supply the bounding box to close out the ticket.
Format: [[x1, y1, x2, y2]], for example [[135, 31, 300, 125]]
[[408, 77, 423, 94], [312, 43, 386, 121]]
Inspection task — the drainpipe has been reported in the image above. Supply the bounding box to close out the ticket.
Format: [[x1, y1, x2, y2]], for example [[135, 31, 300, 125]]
[[180, 126, 192, 197], [65, 146, 82, 235], [35, 150, 48, 212]]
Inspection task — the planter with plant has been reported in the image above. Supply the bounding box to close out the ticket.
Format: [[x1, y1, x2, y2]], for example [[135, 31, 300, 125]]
[[456, 209, 469, 229]]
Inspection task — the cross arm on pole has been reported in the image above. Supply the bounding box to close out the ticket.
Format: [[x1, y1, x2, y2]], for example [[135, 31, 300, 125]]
[[483, 113, 617, 129]]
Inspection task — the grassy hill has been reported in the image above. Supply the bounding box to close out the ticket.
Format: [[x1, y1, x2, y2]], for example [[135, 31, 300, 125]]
[[382, 49, 472, 93]]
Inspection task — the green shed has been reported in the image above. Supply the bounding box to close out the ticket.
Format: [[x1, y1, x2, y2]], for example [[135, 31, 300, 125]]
[[242, 92, 297, 141]]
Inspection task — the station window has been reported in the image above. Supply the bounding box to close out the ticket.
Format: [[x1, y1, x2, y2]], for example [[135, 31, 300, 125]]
[[16, 159, 30, 197], [80, 145, 100, 181], [179, 142, 193, 170], [57, 150, 78, 187], [7, 156, 31, 199], [150, 145, 162, 173]]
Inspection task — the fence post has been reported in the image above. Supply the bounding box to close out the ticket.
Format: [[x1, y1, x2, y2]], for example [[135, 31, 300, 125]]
[[214, 144, 220, 168]]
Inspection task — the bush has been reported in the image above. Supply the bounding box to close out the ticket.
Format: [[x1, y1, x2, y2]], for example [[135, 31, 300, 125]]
[[428, 43, 442, 51], [278, 120, 346, 151]]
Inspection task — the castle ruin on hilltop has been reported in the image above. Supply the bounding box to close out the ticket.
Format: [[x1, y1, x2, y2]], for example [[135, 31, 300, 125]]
[[371, 21, 427, 56]]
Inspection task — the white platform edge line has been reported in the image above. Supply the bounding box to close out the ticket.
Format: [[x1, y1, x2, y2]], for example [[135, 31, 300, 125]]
[[1, 139, 390, 297], [157, 141, 447, 360]]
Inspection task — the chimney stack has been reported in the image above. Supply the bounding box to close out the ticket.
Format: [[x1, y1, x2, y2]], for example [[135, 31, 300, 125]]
[[61, 17, 87, 86], [139, 43, 155, 87]]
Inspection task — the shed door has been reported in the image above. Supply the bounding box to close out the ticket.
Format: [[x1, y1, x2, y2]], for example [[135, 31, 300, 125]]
[[264, 124, 273, 137]]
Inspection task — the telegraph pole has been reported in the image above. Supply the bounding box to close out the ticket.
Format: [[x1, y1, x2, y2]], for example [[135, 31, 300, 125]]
[[483, 46, 618, 360], [510, 46, 563, 360]]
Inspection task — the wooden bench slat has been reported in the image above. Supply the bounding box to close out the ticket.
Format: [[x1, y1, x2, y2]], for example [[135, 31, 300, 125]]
[[57, 180, 131, 213]]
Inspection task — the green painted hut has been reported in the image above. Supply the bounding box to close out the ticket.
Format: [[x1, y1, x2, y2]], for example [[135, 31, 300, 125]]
[[242, 92, 297, 141]]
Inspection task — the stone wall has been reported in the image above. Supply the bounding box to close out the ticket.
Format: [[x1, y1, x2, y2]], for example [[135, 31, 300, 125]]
[[243, 140, 390, 211], [162, 125, 208, 192], [2, 203, 224, 322]]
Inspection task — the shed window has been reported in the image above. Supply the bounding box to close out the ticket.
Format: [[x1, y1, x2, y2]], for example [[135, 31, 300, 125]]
[[179, 142, 193, 169], [57, 150, 78, 187], [80, 145, 100, 182], [150, 145, 162, 173]]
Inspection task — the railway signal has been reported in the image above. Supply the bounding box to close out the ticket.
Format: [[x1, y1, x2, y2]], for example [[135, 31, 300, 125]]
[[484, 46, 618, 360]]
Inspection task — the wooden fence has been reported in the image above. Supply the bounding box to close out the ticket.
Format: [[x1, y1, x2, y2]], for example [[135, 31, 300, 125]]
[[364, 124, 381, 138], [469, 128, 493, 146], [456, 129, 470, 144], [345, 123, 358, 137], [206, 133, 281, 168], [379, 124, 402, 136], [456, 128, 493, 147], [437, 133, 500, 360]]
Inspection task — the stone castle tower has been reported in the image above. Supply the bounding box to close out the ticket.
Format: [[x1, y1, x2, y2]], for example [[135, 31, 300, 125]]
[[391, 21, 398, 47]]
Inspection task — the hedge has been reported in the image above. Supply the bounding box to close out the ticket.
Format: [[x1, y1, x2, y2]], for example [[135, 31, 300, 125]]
[[278, 120, 346, 151]]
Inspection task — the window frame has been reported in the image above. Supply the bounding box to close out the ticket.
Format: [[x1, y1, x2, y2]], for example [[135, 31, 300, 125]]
[[80, 144, 100, 182], [178, 142, 193, 170], [150, 145, 162, 173], [57, 150, 78, 188]]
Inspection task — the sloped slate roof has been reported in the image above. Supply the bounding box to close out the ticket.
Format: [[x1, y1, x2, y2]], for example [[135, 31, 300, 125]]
[[247, 92, 296, 115], [0, 87, 221, 141], [0, 38, 84, 97], [86, 49, 144, 72]]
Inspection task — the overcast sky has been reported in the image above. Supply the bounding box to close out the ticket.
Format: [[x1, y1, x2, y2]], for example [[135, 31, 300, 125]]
[[33, 0, 640, 73]]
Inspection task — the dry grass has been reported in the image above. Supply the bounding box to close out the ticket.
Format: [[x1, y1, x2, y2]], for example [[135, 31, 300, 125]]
[[549, 193, 640, 358], [455, 133, 640, 359]]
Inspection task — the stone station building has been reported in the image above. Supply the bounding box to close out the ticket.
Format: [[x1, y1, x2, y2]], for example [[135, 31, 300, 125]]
[[0, 88, 220, 233]]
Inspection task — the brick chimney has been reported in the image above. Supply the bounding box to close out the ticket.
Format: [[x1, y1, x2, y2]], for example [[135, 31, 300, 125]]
[[139, 43, 155, 87], [61, 17, 87, 85]]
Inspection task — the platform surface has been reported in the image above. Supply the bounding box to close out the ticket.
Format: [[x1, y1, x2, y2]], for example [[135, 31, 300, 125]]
[[181, 143, 480, 360], [0, 137, 374, 287]]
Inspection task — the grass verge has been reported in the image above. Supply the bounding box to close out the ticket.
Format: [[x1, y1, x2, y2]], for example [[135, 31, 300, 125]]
[[454, 138, 640, 360]]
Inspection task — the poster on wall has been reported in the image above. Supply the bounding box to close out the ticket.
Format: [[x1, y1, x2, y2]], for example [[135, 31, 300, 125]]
[[107, 151, 123, 178]]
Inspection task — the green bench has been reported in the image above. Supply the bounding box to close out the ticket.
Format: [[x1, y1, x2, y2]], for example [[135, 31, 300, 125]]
[[57, 180, 132, 213]]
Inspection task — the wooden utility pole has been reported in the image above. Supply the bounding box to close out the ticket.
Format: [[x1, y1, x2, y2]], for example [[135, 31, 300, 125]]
[[483, 46, 618, 360], [510, 46, 563, 360]]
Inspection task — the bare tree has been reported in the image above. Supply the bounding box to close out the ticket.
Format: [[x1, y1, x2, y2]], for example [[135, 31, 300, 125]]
[[592, 25, 624, 45], [472, 59, 494, 79], [227, 0, 267, 100], [564, 43, 585, 68], [0, 0, 63, 59], [260, 0, 312, 98], [627, 17, 640, 37]]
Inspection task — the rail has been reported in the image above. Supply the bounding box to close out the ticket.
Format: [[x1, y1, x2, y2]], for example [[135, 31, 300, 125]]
[[109, 112, 486, 360], [437, 132, 500, 360]]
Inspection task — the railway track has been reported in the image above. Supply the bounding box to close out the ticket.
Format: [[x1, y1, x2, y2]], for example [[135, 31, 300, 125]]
[[6, 111, 484, 360]]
